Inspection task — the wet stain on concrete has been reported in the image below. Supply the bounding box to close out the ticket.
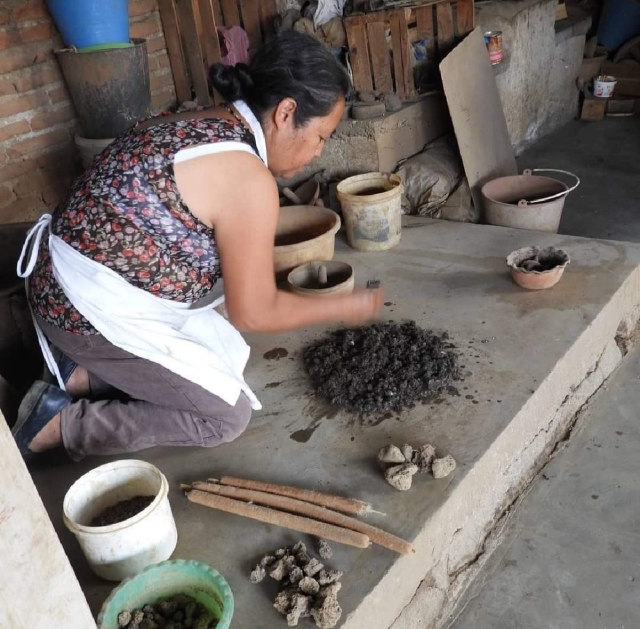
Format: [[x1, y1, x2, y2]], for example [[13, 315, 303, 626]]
[[290, 419, 322, 443], [264, 348, 289, 360]]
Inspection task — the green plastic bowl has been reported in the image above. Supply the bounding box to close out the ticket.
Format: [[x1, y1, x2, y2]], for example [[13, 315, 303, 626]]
[[97, 559, 234, 629], [78, 42, 134, 53]]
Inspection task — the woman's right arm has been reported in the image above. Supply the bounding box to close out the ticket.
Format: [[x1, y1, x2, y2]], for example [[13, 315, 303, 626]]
[[174, 151, 383, 332]]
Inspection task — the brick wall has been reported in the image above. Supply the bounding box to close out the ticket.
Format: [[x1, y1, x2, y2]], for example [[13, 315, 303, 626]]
[[0, 0, 177, 225]]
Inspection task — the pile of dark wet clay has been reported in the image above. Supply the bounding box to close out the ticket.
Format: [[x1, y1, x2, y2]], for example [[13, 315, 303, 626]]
[[90, 495, 155, 527], [250, 540, 343, 628], [117, 594, 217, 628], [304, 322, 461, 413]]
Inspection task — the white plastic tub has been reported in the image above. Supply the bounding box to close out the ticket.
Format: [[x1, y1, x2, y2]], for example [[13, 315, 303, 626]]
[[63, 460, 177, 581], [593, 75, 617, 98], [74, 134, 114, 169]]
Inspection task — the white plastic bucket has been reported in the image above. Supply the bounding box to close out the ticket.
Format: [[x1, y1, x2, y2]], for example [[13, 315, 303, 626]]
[[74, 134, 115, 169], [337, 172, 403, 252], [63, 460, 178, 581], [593, 75, 617, 98]]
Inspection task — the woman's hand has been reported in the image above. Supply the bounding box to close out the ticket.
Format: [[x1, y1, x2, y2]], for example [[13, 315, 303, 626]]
[[341, 288, 384, 327]]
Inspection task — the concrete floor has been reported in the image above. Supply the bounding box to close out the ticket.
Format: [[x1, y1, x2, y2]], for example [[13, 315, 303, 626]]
[[518, 117, 640, 243], [449, 342, 640, 629], [29, 219, 640, 628]]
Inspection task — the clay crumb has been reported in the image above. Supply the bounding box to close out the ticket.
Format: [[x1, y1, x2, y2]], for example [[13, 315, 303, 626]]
[[432, 454, 457, 479], [275, 547, 290, 559], [274, 588, 296, 615], [118, 611, 132, 628], [319, 582, 343, 598], [311, 594, 342, 629], [250, 564, 266, 584], [413, 443, 437, 473], [293, 541, 311, 565], [270, 556, 296, 581], [317, 539, 333, 560], [288, 566, 304, 585], [384, 463, 419, 491], [377, 444, 405, 466], [286, 593, 312, 626], [317, 569, 343, 586], [298, 576, 320, 596], [400, 444, 415, 462], [304, 558, 324, 577]]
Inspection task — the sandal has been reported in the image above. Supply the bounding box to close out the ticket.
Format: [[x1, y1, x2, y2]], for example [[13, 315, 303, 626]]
[[12, 381, 71, 459]]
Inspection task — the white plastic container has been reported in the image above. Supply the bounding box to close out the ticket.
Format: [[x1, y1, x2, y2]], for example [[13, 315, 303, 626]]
[[74, 133, 115, 169], [593, 75, 617, 98], [63, 460, 177, 581]]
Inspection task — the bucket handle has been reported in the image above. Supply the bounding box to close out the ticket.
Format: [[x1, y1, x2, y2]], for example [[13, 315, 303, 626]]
[[519, 168, 581, 205]]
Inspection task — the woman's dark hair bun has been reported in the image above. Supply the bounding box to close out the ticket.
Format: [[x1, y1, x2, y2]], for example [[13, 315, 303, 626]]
[[209, 63, 254, 102]]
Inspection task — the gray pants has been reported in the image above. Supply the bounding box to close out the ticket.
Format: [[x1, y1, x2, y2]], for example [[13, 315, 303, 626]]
[[38, 319, 252, 461]]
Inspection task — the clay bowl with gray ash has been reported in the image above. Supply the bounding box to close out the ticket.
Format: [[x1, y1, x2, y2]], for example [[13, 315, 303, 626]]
[[288, 260, 355, 297], [507, 246, 570, 290]]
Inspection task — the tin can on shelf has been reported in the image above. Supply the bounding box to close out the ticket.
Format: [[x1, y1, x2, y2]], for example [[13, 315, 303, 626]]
[[484, 31, 503, 65]]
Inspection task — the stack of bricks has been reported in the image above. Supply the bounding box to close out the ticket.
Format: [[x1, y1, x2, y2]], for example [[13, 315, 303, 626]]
[[0, 0, 177, 225]]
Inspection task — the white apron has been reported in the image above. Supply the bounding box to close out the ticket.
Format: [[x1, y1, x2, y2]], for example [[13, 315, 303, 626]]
[[16, 100, 266, 410]]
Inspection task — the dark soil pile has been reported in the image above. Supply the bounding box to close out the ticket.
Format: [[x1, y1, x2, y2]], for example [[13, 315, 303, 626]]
[[304, 322, 460, 413], [90, 495, 155, 527]]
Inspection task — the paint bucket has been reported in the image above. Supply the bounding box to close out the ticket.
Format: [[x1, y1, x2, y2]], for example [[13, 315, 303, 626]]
[[484, 31, 503, 65], [593, 75, 617, 98], [63, 460, 178, 581], [337, 173, 403, 252], [481, 169, 580, 233]]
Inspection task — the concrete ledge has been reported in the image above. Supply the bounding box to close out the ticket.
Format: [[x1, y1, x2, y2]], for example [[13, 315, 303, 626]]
[[555, 14, 592, 45], [30, 221, 640, 629]]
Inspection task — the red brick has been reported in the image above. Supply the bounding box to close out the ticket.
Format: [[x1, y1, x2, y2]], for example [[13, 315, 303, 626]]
[[12, 64, 63, 93], [0, 158, 38, 184], [145, 36, 166, 54], [0, 30, 13, 48], [47, 83, 70, 104], [6, 128, 69, 159], [150, 70, 175, 91], [0, 10, 10, 26], [30, 105, 75, 131], [130, 18, 161, 39], [0, 77, 16, 97], [0, 89, 50, 118], [149, 50, 170, 72], [0, 48, 48, 76], [0, 195, 46, 223], [13, 170, 49, 197], [35, 143, 77, 170], [19, 22, 59, 44], [41, 178, 72, 206], [0, 185, 14, 207], [151, 87, 176, 111], [0, 120, 31, 144], [12, 3, 50, 23], [130, 0, 158, 18]]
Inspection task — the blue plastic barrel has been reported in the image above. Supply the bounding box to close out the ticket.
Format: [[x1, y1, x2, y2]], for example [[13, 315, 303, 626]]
[[598, 0, 640, 51], [47, 0, 130, 49]]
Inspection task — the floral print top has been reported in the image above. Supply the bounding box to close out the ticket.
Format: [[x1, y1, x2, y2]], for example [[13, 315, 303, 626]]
[[29, 111, 259, 335]]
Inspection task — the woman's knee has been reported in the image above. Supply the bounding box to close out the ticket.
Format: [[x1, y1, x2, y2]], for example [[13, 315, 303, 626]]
[[203, 394, 252, 446]]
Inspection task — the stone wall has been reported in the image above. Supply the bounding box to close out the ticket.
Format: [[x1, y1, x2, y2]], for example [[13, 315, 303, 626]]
[[0, 0, 176, 224], [476, 0, 588, 154]]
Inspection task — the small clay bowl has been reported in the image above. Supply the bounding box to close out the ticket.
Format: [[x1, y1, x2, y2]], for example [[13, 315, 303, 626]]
[[506, 246, 570, 290], [288, 260, 355, 298]]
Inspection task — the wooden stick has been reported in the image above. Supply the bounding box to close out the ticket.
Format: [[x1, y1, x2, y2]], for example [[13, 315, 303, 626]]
[[215, 476, 372, 516], [190, 482, 414, 554], [186, 489, 371, 549]]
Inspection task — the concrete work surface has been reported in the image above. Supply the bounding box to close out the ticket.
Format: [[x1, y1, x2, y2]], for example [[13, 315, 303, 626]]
[[29, 220, 640, 628], [449, 342, 640, 629]]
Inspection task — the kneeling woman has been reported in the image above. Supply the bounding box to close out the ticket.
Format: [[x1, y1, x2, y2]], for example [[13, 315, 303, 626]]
[[14, 32, 382, 461]]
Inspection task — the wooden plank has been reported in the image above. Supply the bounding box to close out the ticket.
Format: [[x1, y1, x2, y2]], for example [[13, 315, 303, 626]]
[[346, 7, 412, 27], [219, 0, 241, 26], [177, 0, 212, 105], [436, 2, 455, 55], [0, 411, 98, 629], [389, 15, 407, 99], [398, 12, 414, 99], [415, 5, 434, 56], [366, 21, 393, 93], [157, 0, 191, 103], [210, 0, 223, 25], [346, 21, 374, 92], [240, 0, 262, 49], [439, 27, 517, 210], [456, 0, 474, 36], [197, 0, 223, 68]]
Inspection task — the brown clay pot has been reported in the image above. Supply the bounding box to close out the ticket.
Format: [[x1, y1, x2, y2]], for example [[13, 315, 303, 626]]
[[287, 260, 354, 298], [506, 246, 570, 290]]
